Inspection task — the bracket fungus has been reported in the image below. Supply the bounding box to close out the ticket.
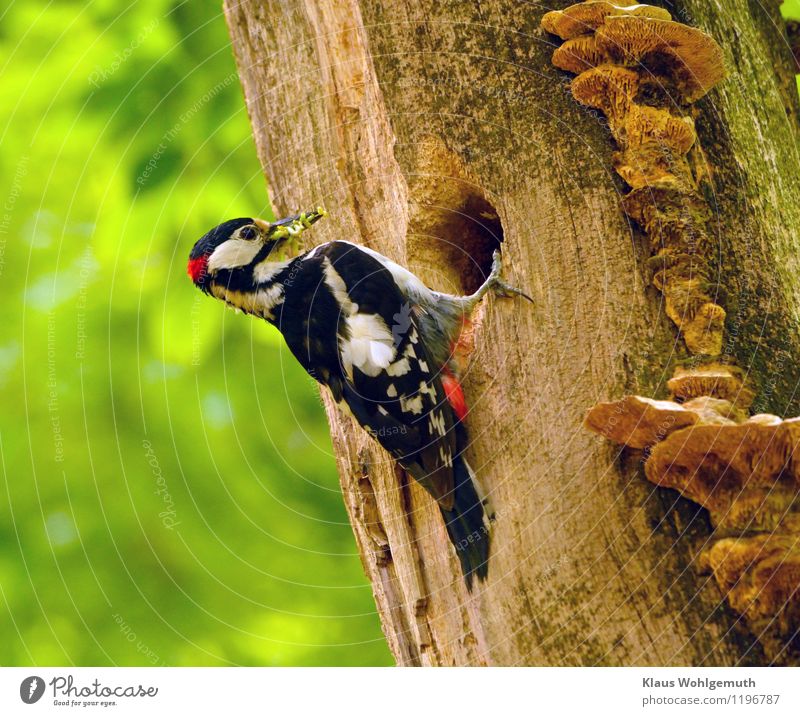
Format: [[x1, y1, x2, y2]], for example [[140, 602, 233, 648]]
[[543, 1, 799, 657], [698, 536, 800, 639], [541, 1, 726, 356], [585, 388, 800, 652]]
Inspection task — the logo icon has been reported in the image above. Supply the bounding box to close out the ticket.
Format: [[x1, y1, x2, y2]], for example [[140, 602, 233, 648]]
[[392, 302, 413, 347], [20, 676, 45, 704]]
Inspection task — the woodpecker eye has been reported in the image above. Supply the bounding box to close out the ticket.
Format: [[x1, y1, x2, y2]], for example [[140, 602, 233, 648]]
[[238, 225, 258, 240]]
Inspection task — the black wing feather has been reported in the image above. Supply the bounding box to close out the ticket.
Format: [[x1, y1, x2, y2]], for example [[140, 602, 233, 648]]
[[320, 242, 459, 509]]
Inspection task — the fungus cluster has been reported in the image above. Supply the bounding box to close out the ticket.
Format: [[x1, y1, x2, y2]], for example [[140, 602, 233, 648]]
[[543, 2, 800, 653], [542, 0, 725, 356], [585, 392, 800, 646]]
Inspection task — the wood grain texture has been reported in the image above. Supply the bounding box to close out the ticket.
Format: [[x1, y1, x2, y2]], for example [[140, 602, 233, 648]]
[[224, 0, 800, 665]]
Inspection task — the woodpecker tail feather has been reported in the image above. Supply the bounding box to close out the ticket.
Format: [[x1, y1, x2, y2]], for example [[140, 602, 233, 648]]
[[441, 454, 491, 590]]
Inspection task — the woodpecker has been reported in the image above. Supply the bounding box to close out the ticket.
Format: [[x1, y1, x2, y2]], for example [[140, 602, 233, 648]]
[[187, 209, 531, 588]]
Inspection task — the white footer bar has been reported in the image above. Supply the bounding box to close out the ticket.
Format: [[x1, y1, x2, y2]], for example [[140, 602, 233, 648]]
[[0, 667, 796, 715]]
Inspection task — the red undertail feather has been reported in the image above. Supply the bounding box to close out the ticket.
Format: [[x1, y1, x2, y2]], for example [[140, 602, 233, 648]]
[[441, 367, 468, 421]]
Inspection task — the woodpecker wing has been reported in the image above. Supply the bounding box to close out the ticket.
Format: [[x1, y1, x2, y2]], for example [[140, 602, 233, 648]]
[[317, 242, 459, 510]]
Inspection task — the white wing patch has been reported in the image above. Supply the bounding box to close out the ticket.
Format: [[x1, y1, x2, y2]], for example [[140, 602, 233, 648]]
[[464, 457, 495, 523], [340, 313, 397, 378], [322, 258, 398, 379], [429, 409, 447, 437], [419, 381, 437, 399], [386, 357, 410, 377], [400, 394, 424, 415], [207, 238, 262, 272], [439, 446, 453, 468]]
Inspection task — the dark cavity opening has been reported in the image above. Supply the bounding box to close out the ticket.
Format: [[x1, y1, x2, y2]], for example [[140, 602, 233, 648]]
[[410, 192, 504, 295]]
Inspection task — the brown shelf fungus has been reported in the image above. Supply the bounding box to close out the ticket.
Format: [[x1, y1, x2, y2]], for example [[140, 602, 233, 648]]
[[698, 536, 800, 640], [540, 1, 671, 41], [585, 382, 800, 655], [667, 363, 755, 409], [541, 2, 726, 356], [555, 2, 799, 659]]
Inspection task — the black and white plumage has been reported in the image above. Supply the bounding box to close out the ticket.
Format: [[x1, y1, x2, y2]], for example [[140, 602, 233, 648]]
[[188, 209, 530, 588]]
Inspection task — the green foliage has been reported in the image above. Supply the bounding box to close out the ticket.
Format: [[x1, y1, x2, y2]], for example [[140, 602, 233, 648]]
[[0, 0, 390, 666], [780, 3, 800, 113], [783, 0, 800, 20]]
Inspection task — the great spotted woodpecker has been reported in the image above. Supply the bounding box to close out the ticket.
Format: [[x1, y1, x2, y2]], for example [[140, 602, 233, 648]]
[[187, 209, 531, 588]]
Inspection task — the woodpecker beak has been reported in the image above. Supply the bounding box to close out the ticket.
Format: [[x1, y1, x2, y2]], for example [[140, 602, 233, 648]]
[[253, 218, 272, 234], [261, 208, 327, 259]]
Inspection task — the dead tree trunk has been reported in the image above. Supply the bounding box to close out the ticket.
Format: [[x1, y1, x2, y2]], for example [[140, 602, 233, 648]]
[[224, 0, 800, 665]]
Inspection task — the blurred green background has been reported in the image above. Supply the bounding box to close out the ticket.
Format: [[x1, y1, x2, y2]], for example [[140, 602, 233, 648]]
[[785, 0, 800, 95], [0, 0, 798, 668], [0, 0, 391, 666]]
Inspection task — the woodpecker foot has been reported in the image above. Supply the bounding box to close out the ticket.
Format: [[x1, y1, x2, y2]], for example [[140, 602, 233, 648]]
[[488, 251, 534, 303]]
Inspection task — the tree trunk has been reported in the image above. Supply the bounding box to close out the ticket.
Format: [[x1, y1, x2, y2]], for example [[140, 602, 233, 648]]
[[224, 0, 800, 665]]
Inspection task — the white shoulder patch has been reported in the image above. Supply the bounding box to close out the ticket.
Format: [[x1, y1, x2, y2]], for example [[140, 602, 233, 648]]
[[322, 258, 356, 314], [340, 313, 397, 379]]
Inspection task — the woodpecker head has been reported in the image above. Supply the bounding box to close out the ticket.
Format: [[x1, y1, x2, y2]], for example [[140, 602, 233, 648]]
[[187, 209, 326, 307]]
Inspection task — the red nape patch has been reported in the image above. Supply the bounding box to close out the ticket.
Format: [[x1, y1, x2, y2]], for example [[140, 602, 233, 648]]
[[441, 368, 468, 422], [187, 256, 208, 283]]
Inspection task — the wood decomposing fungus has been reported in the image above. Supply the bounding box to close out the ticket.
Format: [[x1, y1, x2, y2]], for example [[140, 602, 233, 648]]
[[543, 2, 800, 654], [586, 392, 800, 648], [542, 0, 725, 355]]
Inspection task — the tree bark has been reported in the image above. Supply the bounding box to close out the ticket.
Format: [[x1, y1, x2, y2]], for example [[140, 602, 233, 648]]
[[224, 0, 800, 665]]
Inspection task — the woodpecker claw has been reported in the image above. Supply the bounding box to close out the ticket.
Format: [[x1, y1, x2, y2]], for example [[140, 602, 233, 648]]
[[492, 279, 535, 303], [488, 250, 534, 304]]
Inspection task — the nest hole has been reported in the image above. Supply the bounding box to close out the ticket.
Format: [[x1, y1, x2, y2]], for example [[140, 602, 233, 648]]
[[409, 192, 504, 295]]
